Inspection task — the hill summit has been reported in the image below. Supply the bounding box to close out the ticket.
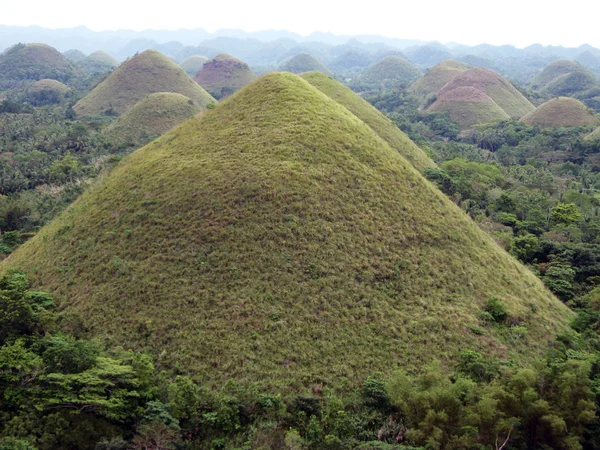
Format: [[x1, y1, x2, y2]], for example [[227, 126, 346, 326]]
[[409, 60, 470, 97], [280, 53, 333, 76], [0, 43, 78, 83], [77, 50, 119, 75], [521, 97, 599, 128], [355, 55, 421, 90], [194, 53, 256, 99], [74, 50, 214, 116], [2, 73, 570, 391], [530, 59, 598, 96], [179, 55, 208, 76]]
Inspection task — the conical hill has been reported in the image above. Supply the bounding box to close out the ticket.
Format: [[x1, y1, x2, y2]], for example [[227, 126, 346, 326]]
[[521, 97, 598, 128], [530, 59, 598, 96], [179, 55, 208, 76], [356, 55, 421, 89], [300, 71, 435, 172], [2, 73, 571, 391], [194, 53, 256, 99], [74, 50, 215, 116], [103, 92, 202, 144], [280, 53, 333, 75], [409, 60, 470, 97], [0, 43, 78, 83]]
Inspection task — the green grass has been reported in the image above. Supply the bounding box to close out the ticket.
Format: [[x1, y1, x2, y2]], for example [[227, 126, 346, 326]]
[[530, 59, 598, 96], [409, 60, 470, 97], [1, 72, 572, 392], [28, 79, 70, 96], [437, 68, 534, 119], [300, 71, 435, 172], [521, 97, 599, 128], [194, 53, 256, 99], [280, 53, 333, 76], [103, 92, 202, 144], [0, 43, 78, 82], [357, 56, 421, 88], [74, 50, 215, 116], [587, 126, 600, 141], [427, 86, 511, 131], [179, 55, 208, 76]]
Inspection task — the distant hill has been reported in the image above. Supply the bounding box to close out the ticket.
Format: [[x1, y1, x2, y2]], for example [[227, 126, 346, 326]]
[[194, 53, 256, 99], [521, 97, 598, 128], [328, 49, 372, 76], [405, 44, 454, 68], [77, 51, 119, 75], [103, 92, 202, 144], [0, 43, 78, 83], [25, 78, 70, 105], [179, 55, 208, 76], [300, 71, 435, 172], [2, 72, 571, 390], [530, 59, 598, 96], [436, 68, 534, 119], [63, 49, 86, 63], [74, 49, 215, 116], [280, 53, 333, 75], [427, 86, 511, 131], [354, 55, 421, 90], [409, 60, 470, 97]]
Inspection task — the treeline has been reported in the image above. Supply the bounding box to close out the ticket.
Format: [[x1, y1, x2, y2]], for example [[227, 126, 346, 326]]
[[1, 272, 600, 449]]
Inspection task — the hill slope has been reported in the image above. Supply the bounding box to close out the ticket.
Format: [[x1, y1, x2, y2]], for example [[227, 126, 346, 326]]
[[25, 79, 70, 105], [194, 53, 256, 99], [2, 73, 571, 391], [437, 68, 534, 119], [355, 55, 421, 90], [0, 43, 78, 83], [530, 59, 598, 96], [409, 60, 470, 97], [521, 97, 599, 128], [280, 53, 333, 75], [77, 51, 119, 75], [588, 127, 600, 140], [74, 50, 214, 116], [179, 55, 208, 76], [103, 92, 202, 144], [427, 86, 511, 131], [300, 71, 435, 172]]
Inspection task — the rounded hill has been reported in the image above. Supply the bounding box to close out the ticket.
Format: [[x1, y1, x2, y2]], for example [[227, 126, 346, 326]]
[[2, 72, 571, 391], [355, 55, 421, 90], [179, 55, 208, 76], [427, 86, 511, 131], [0, 43, 78, 82], [300, 71, 435, 172], [530, 59, 598, 96], [25, 79, 70, 105], [73, 50, 215, 116], [521, 97, 599, 128], [437, 68, 534, 119], [280, 53, 332, 75], [77, 51, 119, 75], [63, 49, 86, 63], [409, 60, 470, 97], [103, 92, 202, 144], [194, 53, 256, 99]]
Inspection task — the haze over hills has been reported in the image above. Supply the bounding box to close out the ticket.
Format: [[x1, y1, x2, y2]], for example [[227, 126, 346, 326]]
[[2, 72, 571, 391]]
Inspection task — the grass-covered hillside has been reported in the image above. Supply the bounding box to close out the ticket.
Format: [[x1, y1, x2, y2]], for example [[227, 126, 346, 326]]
[[521, 97, 599, 128], [0, 43, 78, 84], [409, 59, 470, 97], [427, 86, 511, 131], [103, 92, 202, 144], [280, 52, 333, 75], [437, 68, 534, 119], [588, 126, 600, 141], [63, 48, 86, 62], [2, 72, 571, 391], [354, 55, 421, 90], [74, 49, 215, 116], [530, 59, 599, 96], [194, 53, 256, 99], [300, 71, 435, 172], [24, 78, 70, 105], [76, 50, 119, 75], [179, 55, 208, 76]]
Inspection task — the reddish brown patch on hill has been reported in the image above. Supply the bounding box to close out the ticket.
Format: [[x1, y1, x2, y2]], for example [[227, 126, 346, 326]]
[[436, 86, 493, 102]]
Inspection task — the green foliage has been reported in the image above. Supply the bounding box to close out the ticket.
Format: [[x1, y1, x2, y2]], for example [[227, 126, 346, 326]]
[[550, 202, 583, 226]]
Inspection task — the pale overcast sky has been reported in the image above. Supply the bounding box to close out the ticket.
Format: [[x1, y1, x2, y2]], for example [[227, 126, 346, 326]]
[[3, 0, 598, 48]]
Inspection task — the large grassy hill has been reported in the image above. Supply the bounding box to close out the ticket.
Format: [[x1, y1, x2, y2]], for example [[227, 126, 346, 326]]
[[1, 72, 571, 391], [409, 60, 470, 97], [437, 68, 534, 119], [280, 53, 332, 76], [300, 71, 435, 172], [521, 97, 599, 128], [103, 92, 202, 144], [74, 50, 215, 116], [194, 53, 256, 99], [355, 55, 421, 90], [0, 43, 78, 83], [427, 86, 511, 131], [530, 59, 598, 96]]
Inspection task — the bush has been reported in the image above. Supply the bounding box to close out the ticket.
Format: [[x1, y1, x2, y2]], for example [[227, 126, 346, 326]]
[[484, 297, 508, 323]]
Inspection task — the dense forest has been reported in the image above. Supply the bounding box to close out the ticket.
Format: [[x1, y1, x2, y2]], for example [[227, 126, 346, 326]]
[[2, 30, 600, 450]]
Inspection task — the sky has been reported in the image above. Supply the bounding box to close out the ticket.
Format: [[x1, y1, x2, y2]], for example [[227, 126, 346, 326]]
[[2, 0, 598, 48]]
